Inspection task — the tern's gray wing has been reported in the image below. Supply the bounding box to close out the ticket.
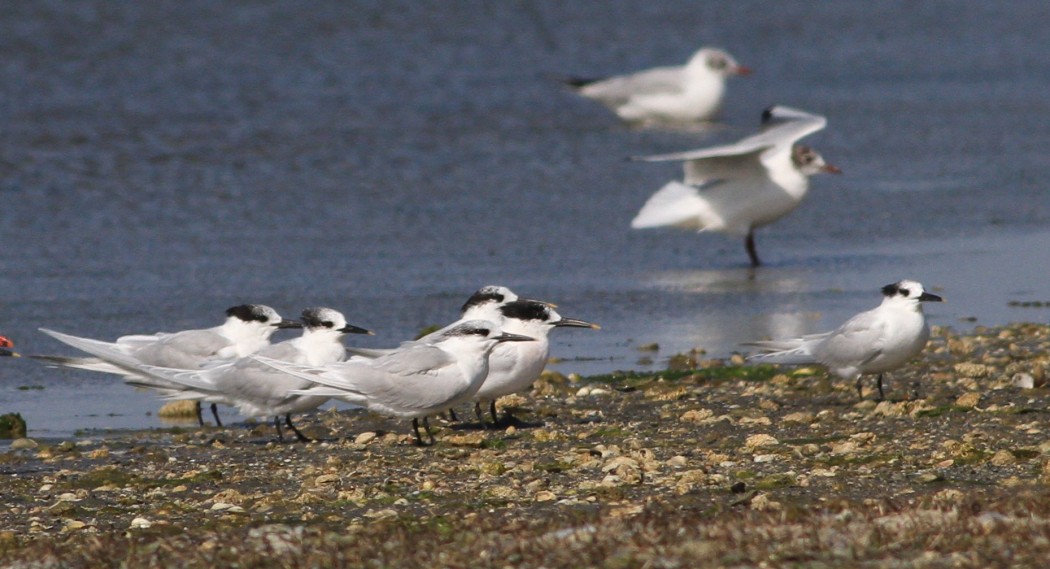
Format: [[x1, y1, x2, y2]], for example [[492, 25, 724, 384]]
[[812, 309, 886, 370], [40, 328, 156, 373], [345, 346, 395, 358], [132, 329, 234, 367]]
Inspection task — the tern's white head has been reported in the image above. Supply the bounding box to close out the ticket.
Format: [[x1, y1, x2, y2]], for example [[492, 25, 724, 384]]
[[222, 304, 301, 343], [460, 286, 520, 319], [498, 300, 600, 337], [880, 280, 944, 311], [433, 319, 534, 357], [299, 307, 373, 338]]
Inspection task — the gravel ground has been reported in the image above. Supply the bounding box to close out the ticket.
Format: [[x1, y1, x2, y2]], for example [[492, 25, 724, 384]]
[[3, 323, 1050, 567]]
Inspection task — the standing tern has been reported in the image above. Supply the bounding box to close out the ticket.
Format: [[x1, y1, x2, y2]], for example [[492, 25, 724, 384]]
[[566, 47, 750, 123], [262, 320, 534, 446], [124, 307, 373, 442], [36, 304, 301, 426], [0, 335, 19, 357], [630, 105, 841, 267], [472, 299, 599, 426], [746, 280, 943, 401]]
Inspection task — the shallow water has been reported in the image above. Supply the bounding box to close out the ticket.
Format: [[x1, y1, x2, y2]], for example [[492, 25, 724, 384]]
[[2, 2, 1049, 438]]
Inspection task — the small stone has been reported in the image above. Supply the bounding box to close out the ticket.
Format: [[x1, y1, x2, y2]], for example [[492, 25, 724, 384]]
[[666, 455, 688, 467], [1013, 373, 1035, 389], [354, 432, 377, 445], [745, 434, 779, 450], [990, 450, 1015, 466], [157, 400, 199, 418], [63, 520, 87, 531], [314, 474, 340, 486], [782, 412, 815, 424], [129, 517, 152, 529], [9, 438, 38, 450], [955, 392, 981, 409], [953, 363, 992, 379], [680, 409, 715, 424], [534, 491, 557, 502]]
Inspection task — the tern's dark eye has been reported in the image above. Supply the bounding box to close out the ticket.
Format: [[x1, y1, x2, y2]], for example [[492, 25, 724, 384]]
[[323, 321, 334, 328], [468, 327, 490, 336], [898, 288, 910, 297]]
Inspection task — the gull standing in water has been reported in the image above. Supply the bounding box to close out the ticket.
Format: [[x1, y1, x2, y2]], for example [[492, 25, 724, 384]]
[[746, 280, 943, 401], [37, 305, 301, 426], [124, 307, 372, 442], [264, 320, 533, 445], [565, 47, 750, 124], [630, 105, 840, 266]]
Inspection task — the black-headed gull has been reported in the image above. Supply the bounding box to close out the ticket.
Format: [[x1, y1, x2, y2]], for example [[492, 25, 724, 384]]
[[566, 47, 750, 123], [746, 280, 943, 400], [631, 105, 840, 267]]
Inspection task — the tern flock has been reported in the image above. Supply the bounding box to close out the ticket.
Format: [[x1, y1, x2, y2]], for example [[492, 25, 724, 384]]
[[7, 46, 946, 445]]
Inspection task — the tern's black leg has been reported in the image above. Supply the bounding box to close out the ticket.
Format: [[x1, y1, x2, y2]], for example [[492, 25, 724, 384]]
[[423, 416, 435, 445], [745, 230, 761, 267], [285, 413, 311, 443], [210, 403, 223, 427], [194, 402, 205, 427], [446, 408, 460, 422], [412, 418, 427, 446], [855, 377, 864, 400], [273, 416, 284, 442], [489, 400, 500, 426], [876, 374, 885, 402]]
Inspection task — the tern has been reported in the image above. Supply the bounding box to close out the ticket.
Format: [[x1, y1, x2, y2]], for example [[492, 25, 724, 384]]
[[471, 299, 599, 426], [124, 307, 372, 442], [263, 320, 534, 445], [630, 105, 840, 266], [746, 280, 943, 401], [36, 304, 301, 426], [566, 47, 750, 123]]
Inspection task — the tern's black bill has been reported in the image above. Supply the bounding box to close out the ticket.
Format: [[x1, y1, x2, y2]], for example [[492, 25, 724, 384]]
[[340, 323, 375, 335], [275, 319, 304, 329], [919, 292, 944, 303], [494, 332, 535, 343], [554, 317, 601, 330]]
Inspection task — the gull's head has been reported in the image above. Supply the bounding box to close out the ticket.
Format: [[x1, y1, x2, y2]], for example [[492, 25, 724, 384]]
[[692, 47, 751, 76], [300, 307, 373, 337], [881, 280, 944, 307], [792, 145, 841, 176], [225, 304, 301, 336], [499, 300, 601, 335]]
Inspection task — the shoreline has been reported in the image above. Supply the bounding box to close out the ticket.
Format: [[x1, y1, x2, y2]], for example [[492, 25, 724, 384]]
[[3, 322, 1050, 566]]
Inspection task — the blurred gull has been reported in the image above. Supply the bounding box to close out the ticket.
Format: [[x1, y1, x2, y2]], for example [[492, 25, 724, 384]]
[[746, 280, 943, 400], [631, 105, 840, 266], [566, 47, 750, 123]]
